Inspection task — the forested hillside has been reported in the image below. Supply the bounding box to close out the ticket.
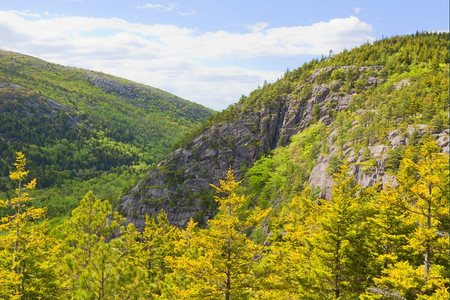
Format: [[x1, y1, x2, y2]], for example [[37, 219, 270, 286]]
[[0, 142, 448, 299], [0, 51, 214, 216], [119, 32, 449, 228], [0, 33, 448, 299]]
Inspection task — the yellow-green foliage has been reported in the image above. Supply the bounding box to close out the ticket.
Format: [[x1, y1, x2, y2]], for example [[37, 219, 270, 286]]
[[246, 122, 327, 207], [166, 169, 270, 299], [0, 145, 448, 299], [0, 152, 59, 299]]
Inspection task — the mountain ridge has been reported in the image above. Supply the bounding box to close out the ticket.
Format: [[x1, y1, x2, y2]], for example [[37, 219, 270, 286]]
[[118, 32, 449, 229], [0, 50, 214, 217]]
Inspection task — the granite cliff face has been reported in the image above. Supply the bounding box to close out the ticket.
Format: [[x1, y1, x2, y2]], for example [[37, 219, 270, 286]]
[[119, 58, 449, 230], [119, 95, 285, 229], [308, 126, 449, 200], [118, 65, 413, 230]]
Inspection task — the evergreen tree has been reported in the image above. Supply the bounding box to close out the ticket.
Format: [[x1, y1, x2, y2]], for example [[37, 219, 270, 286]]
[[60, 191, 146, 299], [397, 139, 449, 282], [369, 186, 415, 271], [255, 165, 379, 299], [0, 152, 59, 299], [253, 192, 319, 299], [306, 163, 378, 298], [167, 169, 270, 299], [364, 140, 449, 299], [141, 210, 181, 298]]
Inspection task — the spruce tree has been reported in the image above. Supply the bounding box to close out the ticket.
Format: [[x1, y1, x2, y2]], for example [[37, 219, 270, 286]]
[[364, 140, 449, 299], [306, 163, 378, 298], [141, 210, 181, 298]]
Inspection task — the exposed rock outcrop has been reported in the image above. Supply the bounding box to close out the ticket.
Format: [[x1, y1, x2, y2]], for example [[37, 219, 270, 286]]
[[118, 65, 448, 230], [119, 101, 287, 229], [119, 65, 392, 230], [309, 125, 448, 200]]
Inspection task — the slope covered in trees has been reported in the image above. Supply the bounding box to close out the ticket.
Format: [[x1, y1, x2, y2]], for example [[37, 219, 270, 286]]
[[0, 51, 214, 217], [119, 32, 449, 228], [0, 146, 448, 299]]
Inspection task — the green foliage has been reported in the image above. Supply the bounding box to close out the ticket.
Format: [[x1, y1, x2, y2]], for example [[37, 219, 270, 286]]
[[167, 169, 270, 299], [0, 139, 449, 299], [140, 211, 181, 297], [363, 140, 449, 299], [60, 191, 146, 299], [331, 68, 345, 81], [169, 33, 448, 167], [245, 122, 327, 208], [0, 51, 213, 218], [0, 153, 59, 299], [385, 146, 405, 173], [314, 69, 330, 84], [310, 164, 378, 298], [327, 151, 344, 175], [0, 32, 449, 300], [317, 32, 449, 69]]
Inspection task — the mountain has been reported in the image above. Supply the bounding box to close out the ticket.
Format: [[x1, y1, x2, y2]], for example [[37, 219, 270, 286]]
[[0, 32, 448, 300], [119, 32, 449, 230], [0, 51, 214, 217]]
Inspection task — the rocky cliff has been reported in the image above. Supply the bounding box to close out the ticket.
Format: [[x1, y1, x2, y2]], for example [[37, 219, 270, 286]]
[[119, 31, 450, 230], [118, 64, 433, 230], [309, 125, 449, 200]]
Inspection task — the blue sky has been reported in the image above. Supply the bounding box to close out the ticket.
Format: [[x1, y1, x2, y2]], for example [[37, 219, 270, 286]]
[[0, 1, 448, 110]]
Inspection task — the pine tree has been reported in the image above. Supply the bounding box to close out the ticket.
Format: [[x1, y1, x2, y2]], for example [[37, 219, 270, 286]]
[[167, 169, 270, 299], [306, 163, 378, 298], [253, 192, 319, 299], [162, 219, 199, 300], [397, 139, 449, 282], [141, 210, 181, 298], [255, 165, 379, 299], [60, 191, 146, 299], [0, 152, 60, 299], [310, 163, 374, 298], [364, 139, 449, 299], [369, 186, 415, 270]]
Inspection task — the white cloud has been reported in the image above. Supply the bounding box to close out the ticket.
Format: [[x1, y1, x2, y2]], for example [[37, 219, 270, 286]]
[[13, 9, 48, 18], [0, 10, 374, 110], [137, 3, 177, 12], [246, 22, 270, 32], [137, 3, 196, 16], [354, 7, 362, 14]]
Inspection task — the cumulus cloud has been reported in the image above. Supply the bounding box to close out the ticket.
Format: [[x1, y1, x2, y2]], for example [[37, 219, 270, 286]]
[[0, 10, 374, 110]]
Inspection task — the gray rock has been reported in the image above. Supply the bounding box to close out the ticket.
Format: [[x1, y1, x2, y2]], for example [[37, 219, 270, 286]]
[[308, 155, 334, 200], [435, 133, 449, 153], [118, 64, 447, 230]]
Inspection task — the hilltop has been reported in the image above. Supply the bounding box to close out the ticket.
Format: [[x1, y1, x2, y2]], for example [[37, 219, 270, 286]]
[[0, 51, 214, 216], [119, 32, 449, 229]]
